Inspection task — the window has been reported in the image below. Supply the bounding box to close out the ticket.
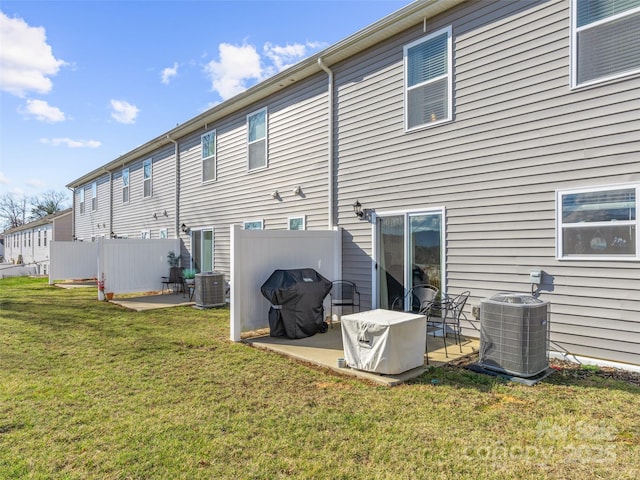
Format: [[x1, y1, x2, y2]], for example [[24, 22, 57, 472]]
[[243, 220, 264, 230], [572, 0, 640, 87], [38, 230, 41, 247], [288, 216, 305, 230], [143, 158, 152, 197], [557, 184, 638, 260], [91, 182, 97, 211], [404, 26, 452, 131], [140, 230, 150, 239], [28, 232, 31, 247], [44, 230, 47, 246], [159, 228, 168, 239], [201, 131, 216, 182], [79, 188, 85, 214], [247, 108, 267, 171], [122, 168, 129, 203]]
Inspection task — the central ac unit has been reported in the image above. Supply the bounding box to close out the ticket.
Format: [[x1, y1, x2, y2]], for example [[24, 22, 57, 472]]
[[195, 272, 225, 308], [479, 293, 549, 378]]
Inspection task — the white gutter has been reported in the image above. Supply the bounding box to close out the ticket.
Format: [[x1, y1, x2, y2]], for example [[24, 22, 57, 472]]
[[317, 57, 334, 229], [166, 135, 180, 238]]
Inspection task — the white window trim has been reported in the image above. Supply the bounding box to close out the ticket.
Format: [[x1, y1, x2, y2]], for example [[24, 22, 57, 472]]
[[247, 107, 268, 172], [79, 188, 85, 215], [201, 130, 217, 183], [288, 216, 306, 230], [143, 158, 153, 198], [556, 183, 639, 261], [159, 228, 168, 239], [570, 1, 640, 89], [91, 182, 97, 212], [140, 229, 151, 239], [243, 219, 264, 230], [404, 25, 453, 132], [122, 168, 130, 204]]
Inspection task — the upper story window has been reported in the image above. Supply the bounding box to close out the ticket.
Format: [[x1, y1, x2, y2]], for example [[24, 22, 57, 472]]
[[122, 168, 129, 203], [91, 182, 97, 211], [404, 26, 452, 131], [202, 130, 217, 182], [288, 216, 305, 230], [572, 0, 640, 88], [557, 184, 638, 260], [247, 108, 267, 171], [44, 230, 47, 246], [143, 158, 152, 197], [79, 188, 85, 214], [38, 230, 41, 247]]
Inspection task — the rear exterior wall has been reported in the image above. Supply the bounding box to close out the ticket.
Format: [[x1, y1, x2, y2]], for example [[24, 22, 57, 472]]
[[333, 0, 640, 365]]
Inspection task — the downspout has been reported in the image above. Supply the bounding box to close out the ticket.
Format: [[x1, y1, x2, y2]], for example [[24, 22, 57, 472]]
[[317, 57, 334, 229], [166, 135, 179, 243]]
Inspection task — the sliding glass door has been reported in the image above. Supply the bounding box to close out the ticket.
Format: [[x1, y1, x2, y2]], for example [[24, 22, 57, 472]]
[[377, 210, 444, 309], [191, 228, 213, 273]]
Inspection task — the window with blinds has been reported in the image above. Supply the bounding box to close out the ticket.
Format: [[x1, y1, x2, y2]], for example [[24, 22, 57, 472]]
[[143, 158, 152, 198], [573, 0, 640, 87], [404, 26, 452, 131], [557, 184, 638, 259], [247, 108, 267, 171], [201, 130, 217, 182], [122, 168, 129, 203]]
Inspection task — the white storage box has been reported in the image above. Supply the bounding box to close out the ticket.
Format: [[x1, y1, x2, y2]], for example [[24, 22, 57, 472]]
[[341, 309, 426, 374]]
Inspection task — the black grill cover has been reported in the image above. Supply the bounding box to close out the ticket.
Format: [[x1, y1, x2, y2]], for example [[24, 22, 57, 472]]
[[260, 268, 332, 339]]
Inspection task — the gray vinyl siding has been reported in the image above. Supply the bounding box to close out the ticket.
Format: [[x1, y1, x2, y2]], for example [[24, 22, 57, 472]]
[[178, 72, 330, 276], [335, 0, 640, 364], [111, 144, 177, 239], [74, 174, 110, 240]]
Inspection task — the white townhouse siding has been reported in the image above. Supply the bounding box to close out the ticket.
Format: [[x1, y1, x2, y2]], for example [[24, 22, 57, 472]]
[[1, 209, 72, 274], [333, 0, 640, 365], [73, 173, 111, 241], [178, 72, 331, 274], [111, 144, 177, 240]]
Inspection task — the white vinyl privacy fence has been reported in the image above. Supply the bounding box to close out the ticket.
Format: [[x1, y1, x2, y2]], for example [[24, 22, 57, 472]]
[[50, 238, 180, 298], [230, 225, 342, 341]]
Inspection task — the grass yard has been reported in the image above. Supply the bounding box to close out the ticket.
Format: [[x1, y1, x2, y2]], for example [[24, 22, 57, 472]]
[[1, 277, 639, 479]]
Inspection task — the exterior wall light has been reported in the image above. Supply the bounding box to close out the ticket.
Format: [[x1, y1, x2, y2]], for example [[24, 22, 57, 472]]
[[181, 223, 188, 233], [353, 200, 364, 219]]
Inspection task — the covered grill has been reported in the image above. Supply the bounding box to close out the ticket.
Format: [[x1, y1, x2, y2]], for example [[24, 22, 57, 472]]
[[260, 268, 332, 339]]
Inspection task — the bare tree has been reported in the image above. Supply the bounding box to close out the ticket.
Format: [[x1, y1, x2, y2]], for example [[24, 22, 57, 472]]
[[30, 190, 69, 219], [0, 193, 28, 230]]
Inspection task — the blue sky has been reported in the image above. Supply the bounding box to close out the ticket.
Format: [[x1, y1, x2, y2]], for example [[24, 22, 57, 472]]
[[0, 0, 407, 203]]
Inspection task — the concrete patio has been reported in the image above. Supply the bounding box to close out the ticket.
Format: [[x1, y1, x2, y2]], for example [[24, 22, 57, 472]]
[[246, 323, 479, 387]]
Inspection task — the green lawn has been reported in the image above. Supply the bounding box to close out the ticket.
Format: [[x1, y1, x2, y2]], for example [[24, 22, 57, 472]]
[[1, 277, 638, 479]]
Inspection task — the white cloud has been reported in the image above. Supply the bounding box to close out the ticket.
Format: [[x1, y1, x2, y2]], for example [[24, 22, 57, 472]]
[[110, 99, 139, 124], [264, 41, 327, 72], [0, 171, 9, 185], [161, 62, 178, 84], [204, 40, 327, 100], [204, 43, 263, 100], [40, 137, 101, 148], [0, 12, 67, 97], [18, 99, 65, 122], [26, 179, 47, 188]]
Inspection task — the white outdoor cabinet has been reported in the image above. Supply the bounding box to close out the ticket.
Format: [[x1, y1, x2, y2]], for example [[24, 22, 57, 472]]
[[341, 309, 426, 374]]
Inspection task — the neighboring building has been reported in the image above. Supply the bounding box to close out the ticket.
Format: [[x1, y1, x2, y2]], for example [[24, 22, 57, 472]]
[[2, 208, 73, 275], [66, 0, 640, 366]]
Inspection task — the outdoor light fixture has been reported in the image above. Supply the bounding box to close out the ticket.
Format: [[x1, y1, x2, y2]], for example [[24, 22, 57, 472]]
[[293, 185, 302, 196], [163, 210, 168, 216], [181, 223, 188, 233], [271, 190, 280, 199], [353, 200, 364, 219], [153, 213, 157, 219]]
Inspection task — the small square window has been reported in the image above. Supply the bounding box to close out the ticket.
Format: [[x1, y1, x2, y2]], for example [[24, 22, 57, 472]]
[[288, 216, 306, 230], [243, 219, 264, 230]]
